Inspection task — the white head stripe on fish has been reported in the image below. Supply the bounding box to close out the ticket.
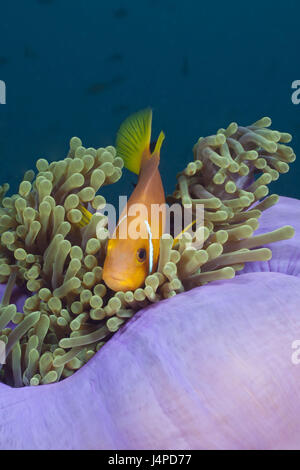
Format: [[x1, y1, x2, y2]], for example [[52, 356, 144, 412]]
[[116, 214, 127, 229], [144, 220, 153, 274]]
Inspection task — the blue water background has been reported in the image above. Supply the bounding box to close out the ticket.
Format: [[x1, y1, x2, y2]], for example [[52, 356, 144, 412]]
[[0, 0, 299, 209]]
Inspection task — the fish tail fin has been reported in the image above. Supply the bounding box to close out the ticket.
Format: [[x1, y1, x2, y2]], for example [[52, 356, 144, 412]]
[[116, 108, 153, 175], [77, 204, 93, 228]]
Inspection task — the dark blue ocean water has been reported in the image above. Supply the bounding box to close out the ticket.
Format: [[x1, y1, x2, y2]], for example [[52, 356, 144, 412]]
[[0, 0, 299, 206]]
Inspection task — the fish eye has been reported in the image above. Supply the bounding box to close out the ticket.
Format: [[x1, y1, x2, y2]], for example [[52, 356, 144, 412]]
[[136, 248, 147, 263]]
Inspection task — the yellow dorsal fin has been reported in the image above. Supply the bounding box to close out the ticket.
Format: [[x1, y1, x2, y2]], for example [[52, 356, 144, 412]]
[[153, 130, 165, 155], [77, 204, 93, 228], [116, 108, 152, 175]]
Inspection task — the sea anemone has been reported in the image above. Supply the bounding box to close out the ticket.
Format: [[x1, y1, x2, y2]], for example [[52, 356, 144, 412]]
[[1, 241, 300, 448], [0, 116, 296, 388]]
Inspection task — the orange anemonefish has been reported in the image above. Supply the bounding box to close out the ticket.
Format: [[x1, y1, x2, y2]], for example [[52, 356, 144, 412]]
[[79, 108, 166, 292]]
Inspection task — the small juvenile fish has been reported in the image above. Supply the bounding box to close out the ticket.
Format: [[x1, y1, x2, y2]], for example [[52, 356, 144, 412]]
[[24, 46, 38, 60], [0, 57, 9, 66], [181, 56, 189, 77], [113, 7, 128, 18], [86, 76, 124, 95], [37, 0, 54, 4], [105, 52, 123, 63], [112, 104, 129, 115]]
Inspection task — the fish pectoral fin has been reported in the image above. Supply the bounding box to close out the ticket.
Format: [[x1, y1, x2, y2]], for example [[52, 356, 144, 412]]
[[116, 108, 152, 175], [76, 204, 93, 228]]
